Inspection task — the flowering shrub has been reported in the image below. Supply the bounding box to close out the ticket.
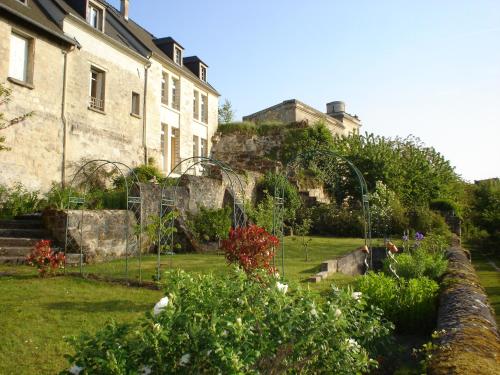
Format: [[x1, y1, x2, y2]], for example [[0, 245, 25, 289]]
[[26, 240, 65, 277], [63, 269, 393, 374], [221, 225, 279, 274], [357, 272, 439, 333]]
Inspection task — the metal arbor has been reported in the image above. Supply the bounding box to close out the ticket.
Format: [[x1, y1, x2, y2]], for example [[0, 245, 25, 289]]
[[273, 150, 372, 278], [64, 160, 143, 282], [157, 156, 247, 280]]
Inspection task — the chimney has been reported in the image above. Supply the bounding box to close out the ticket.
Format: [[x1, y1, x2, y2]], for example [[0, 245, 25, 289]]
[[120, 0, 129, 20], [326, 101, 345, 115]]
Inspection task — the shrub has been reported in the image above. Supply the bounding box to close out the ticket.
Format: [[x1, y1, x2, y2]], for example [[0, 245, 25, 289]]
[[310, 204, 364, 237], [64, 269, 393, 374], [245, 193, 275, 233], [357, 272, 439, 333], [187, 205, 232, 242], [0, 182, 42, 218], [430, 198, 461, 217], [44, 183, 80, 210], [26, 240, 65, 277], [221, 225, 279, 274], [383, 249, 447, 281]]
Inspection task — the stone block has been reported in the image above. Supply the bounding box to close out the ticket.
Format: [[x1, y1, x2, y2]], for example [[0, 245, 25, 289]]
[[321, 259, 337, 273]]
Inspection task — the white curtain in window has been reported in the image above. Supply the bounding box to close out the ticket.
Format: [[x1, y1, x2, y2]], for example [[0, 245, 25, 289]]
[[9, 33, 28, 81]]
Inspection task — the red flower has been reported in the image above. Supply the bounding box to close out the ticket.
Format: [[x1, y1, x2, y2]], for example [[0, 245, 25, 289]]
[[26, 240, 65, 277], [221, 225, 279, 275]]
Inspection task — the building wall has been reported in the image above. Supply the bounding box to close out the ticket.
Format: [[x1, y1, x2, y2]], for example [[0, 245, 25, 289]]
[[0, 17, 66, 191], [0, 16, 219, 191], [62, 19, 147, 172]]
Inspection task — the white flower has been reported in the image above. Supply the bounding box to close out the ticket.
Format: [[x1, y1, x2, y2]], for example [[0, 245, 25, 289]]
[[311, 308, 318, 317], [153, 323, 161, 332], [222, 330, 228, 337], [139, 365, 152, 375], [69, 365, 84, 375], [274, 272, 280, 279], [276, 282, 288, 294], [346, 338, 360, 350], [153, 296, 169, 316], [179, 353, 191, 366], [236, 317, 242, 326], [351, 292, 362, 301], [334, 308, 342, 318]]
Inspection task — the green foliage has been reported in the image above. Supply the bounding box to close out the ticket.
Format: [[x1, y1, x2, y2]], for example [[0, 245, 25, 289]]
[[0, 183, 42, 218], [44, 183, 80, 210], [257, 172, 302, 225], [408, 209, 451, 237], [309, 203, 364, 237], [465, 179, 500, 246], [65, 269, 393, 374], [218, 98, 235, 124], [357, 272, 439, 333], [331, 133, 462, 211], [246, 193, 275, 233], [282, 122, 334, 164], [370, 181, 408, 236], [383, 249, 447, 281], [114, 161, 165, 189], [142, 212, 178, 254], [430, 198, 461, 217], [187, 206, 232, 242]]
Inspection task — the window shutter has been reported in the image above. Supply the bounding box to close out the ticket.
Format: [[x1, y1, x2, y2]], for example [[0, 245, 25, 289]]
[[9, 33, 28, 81]]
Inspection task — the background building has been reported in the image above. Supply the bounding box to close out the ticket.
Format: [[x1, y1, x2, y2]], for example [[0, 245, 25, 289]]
[[243, 99, 361, 137]]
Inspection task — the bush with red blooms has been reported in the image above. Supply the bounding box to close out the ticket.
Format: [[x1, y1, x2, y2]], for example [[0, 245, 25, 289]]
[[221, 225, 279, 274], [26, 239, 65, 276]]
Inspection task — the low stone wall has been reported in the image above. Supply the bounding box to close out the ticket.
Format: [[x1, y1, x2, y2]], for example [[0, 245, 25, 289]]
[[310, 247, 386, 282], [428, 244, 500, 374], [43, 209, 138, 263]]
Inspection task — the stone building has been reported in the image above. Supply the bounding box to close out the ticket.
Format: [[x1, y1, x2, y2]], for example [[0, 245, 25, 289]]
[[243, 99, 361, 137], [0, 0, 219, 191]]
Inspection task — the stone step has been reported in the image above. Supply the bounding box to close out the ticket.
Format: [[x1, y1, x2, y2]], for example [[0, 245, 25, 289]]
[[14, 214, 42, 221], [0, 247, 33, 256], [0, 237, 39, 247], [0, 228, 48, 238], [0, 220, 43, 229], [0, 256, 26, 265]]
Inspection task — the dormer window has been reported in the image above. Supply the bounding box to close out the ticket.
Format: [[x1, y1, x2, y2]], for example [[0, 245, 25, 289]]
[[200, 66, 207, 82], [174, 46, 182, 65], [16, 0, 28, 5], [87, 2, 104, 31]]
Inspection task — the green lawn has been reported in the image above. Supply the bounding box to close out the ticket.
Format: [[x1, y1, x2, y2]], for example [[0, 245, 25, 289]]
[[0, 236, 364, 374], [82, 236, 367, 292], [471, 250, 500, 325]]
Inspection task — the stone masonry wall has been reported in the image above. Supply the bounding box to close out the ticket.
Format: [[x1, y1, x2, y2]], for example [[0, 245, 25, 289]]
[[428, 242, 499, 374], [43, 209, 138, 263]]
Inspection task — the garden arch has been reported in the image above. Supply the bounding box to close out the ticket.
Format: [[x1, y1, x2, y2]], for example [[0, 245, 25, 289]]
[[273, 149, 372, 277], [157, 156, 247, 280], [64, 159, 144, 282]]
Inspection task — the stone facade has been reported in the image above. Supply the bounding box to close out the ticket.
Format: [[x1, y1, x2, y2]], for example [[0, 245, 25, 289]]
[[0, 0, 219, 192], [243, 99, 361, 137]]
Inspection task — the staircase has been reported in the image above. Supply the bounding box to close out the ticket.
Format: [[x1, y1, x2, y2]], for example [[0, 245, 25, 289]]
[[0, 214, 49, 264]]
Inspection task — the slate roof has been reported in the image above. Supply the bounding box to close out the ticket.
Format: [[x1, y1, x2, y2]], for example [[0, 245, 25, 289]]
[[0, 0, 77, 45]]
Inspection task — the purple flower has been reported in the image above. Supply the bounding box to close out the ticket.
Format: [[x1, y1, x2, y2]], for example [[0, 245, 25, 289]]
[[402, 235, 409, 241], [415, 232, 424, 241]]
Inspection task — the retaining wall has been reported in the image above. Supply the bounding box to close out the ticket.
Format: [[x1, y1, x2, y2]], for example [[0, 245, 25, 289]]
[[428, 242, 499, 374]]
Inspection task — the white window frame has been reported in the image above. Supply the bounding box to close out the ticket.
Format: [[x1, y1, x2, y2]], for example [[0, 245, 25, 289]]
[[87, 1, 105, 32], [8, 31, 33, 84], [171, 76, 180, 110], [161, 71, 169, 105], [193, 90, 200, 120], [200, 66, 207, 82], [174, 46, 182, 65], [200, 94, 208, 124], [89, 66, 105, 112]]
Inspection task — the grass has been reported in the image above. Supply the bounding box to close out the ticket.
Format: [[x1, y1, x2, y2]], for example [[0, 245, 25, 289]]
[[82, 236, 367, 292], [470, 250, 500, 325], [0, 236, 363, 374], [0, 268, 161, 374]]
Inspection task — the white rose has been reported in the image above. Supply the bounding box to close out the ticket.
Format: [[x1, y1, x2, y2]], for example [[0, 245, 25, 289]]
[[153, 296, 169, 316], [276, 282, 288, 294], [179, 353, 191, 366]]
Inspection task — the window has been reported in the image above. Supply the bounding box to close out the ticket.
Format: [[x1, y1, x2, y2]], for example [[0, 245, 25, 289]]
[[170, 128, 180, 170], [87, 2, 104, 31], [171, 77, 180, 110], [193, 90, 199, 120], [160, 124, 168, 172], [200, 66, 207, 82], [16, 0, 27, 5], [131, 92, 140, 116], [174, 47, 182, 65], [193, 135, 199, 157], [9, 32, 32, 83], [201, 138, 208, 157], [89, 66, 105, 111], [161, 72, 168, 105], [200, 94, 208, 123]]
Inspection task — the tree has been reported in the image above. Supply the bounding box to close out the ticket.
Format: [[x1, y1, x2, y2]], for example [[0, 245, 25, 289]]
[[0, 83, 33, 151], [218, 99, 234, 124]]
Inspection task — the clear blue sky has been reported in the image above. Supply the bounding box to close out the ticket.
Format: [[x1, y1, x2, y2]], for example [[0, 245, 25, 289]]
[[109, 0, 500, 181]]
